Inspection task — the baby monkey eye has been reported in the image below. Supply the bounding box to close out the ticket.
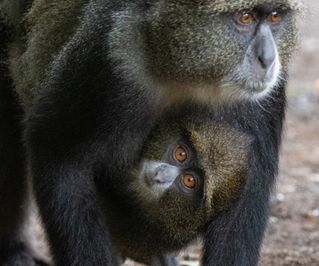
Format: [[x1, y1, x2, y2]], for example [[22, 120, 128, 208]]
[[174, 146, 188, 163], [234, 11, 255, 26], [269, 10, 283, 23], [182, 174, 196, 189]]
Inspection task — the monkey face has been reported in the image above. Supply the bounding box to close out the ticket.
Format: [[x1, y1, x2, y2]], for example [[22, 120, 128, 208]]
[[107, 112, 254, 260], [139, 161, 201, 196], [123, 117, 253, 251], [144, 0, 301, 101], [138, 143, 202, 199], [131, 115, 253, 219]]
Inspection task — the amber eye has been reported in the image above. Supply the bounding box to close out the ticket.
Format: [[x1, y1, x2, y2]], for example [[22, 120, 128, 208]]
[[269, 11, 282, 23], [182, 174, 196, 189], [235, 12, 255, 26], [174, 146, 188, 163]]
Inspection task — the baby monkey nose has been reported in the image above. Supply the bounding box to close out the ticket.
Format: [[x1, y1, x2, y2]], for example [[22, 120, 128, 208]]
[[153, 164, 179, 184], [154, 164, 168, 183]]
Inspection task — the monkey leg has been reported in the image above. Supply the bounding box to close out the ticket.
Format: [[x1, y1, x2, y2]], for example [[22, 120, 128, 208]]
[[0, 16, 48, 266], [202, 122, 282, 266], [0, 68, 44, 266]]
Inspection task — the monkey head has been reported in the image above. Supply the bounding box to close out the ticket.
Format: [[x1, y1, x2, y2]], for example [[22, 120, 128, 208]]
[[102, 111, 253, 263], [142, 0, 301, 102], [123, 116, 253, 256]]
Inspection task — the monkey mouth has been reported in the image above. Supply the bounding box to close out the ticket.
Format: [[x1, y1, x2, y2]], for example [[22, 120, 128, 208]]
[[143, 174, 152, 188], [250, 60, 281, 95], [142, 173, 171, 191], [229, 79, 269, 94], [222, 58, 281, 99], [242, 68, 280, 96], [144, 176, 173, 190], [246, 80, 267, 92], [247, 67, 278, 92]]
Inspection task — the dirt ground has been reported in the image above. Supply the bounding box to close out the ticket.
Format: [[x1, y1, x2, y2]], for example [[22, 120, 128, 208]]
[[259, 0, 319, 264], [124, 0, 319, 265]]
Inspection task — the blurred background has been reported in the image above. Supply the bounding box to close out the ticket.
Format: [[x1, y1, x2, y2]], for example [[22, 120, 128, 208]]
[[260, 0, 319, 265], [125, 0, 319, 265]]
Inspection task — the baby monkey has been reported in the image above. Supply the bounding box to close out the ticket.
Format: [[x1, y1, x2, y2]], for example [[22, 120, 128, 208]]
[[102, 111, 253, 265]]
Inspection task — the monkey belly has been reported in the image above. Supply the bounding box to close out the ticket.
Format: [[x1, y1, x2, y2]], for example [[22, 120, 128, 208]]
[[110, 223, 199, 264], [102, 191, 200, 263]]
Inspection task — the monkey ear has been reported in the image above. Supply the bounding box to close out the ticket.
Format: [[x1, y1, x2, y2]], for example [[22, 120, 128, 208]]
[[189, 127, 205, 154], [190, 123, 253, 217], [202, 173, 216, 215], [189, 127, 214, 215], [288, 1, 305, 11]]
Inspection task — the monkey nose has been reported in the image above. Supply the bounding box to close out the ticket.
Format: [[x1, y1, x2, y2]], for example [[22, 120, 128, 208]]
[[153, 165, 168, 183], [153, 164, 179, 184], [257, 48, 276, 70], [254, 26, 277, 70]]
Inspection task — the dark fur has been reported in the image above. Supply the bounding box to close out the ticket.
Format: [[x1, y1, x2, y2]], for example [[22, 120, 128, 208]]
[[201, 96, 285, 265], [102, 110, 251, 264], [1, 0, 288, 265], [0, 15, 46, 266]]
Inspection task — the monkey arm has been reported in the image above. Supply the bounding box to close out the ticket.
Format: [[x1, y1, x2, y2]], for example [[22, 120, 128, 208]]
[[32, 161, 113, 266], [25, 25, 159, 265], [202, 86, 286, 266], [0, 16, 33, 264], [28, 135, 153, 266], [203, 155, 273, 266]]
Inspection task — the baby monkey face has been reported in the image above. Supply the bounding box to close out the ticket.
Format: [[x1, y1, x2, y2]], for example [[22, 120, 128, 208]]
[[113, 118, 253, 261], [133, 118, 252, 219], [139, 144, 202, 198]]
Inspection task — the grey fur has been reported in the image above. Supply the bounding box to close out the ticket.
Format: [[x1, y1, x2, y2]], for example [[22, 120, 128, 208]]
[[104, 117, 252, 264], [3, 0, 300, 108]]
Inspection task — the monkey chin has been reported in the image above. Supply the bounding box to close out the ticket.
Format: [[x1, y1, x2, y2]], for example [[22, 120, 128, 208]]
[[252, 61, 283, 101], [161, 80, 263, 107], [221, 64, 282, 103], [224, 80, 280, 103], [209, 81, 275, 104], [162, 66, 282, 106]]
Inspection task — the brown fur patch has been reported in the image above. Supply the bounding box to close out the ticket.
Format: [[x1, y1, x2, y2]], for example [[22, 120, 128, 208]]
[[189, 122, 252, 215]]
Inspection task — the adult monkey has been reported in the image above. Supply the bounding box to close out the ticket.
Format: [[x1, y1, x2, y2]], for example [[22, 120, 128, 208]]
[[0, 0, 300, 265]]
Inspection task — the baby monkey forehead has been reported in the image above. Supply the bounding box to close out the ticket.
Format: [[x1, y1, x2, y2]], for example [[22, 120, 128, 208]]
[[189, 123, 252, 163], [188, 123, 252, 178]]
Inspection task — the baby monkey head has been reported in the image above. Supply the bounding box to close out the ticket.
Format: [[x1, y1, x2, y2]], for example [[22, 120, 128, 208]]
[[139, 145, 201, 199], [133, 118, 253, 238]]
